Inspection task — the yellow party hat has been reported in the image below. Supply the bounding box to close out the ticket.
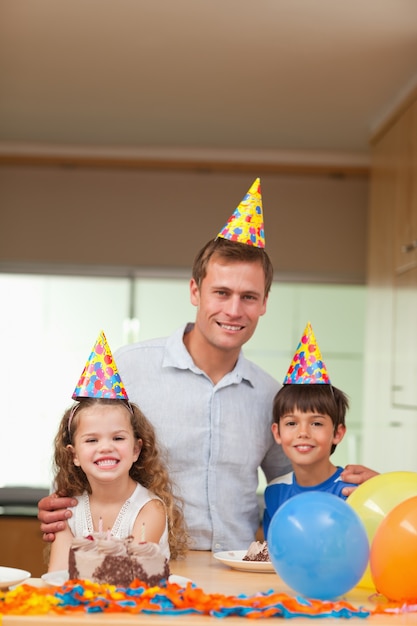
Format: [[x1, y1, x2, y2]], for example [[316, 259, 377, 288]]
[[283, 322, 331, 384], [72, 330, 129, 400], [217, 178, 265, 247]]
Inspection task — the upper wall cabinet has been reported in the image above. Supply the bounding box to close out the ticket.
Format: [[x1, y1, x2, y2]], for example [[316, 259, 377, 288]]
[[394, 101, 417, 272], [391, 100, 417, 408], [365, 94, 417, 424], [363, 90, 417, 472]]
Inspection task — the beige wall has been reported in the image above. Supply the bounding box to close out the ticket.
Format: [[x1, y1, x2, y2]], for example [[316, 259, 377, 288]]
[[0, 166, 368, 283]]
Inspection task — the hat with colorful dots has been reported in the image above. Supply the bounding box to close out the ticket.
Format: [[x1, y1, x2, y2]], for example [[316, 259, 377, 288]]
[[283, 322, 331, 384], [72, 330, 129, 400], [216, 178, 265, 248]]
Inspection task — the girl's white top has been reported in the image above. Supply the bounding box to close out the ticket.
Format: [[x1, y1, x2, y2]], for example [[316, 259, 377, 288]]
[[67, 482, 170, 558]]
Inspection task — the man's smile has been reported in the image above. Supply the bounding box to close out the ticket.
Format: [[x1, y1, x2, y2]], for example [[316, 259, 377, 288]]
[[217, 322, 245, 331]]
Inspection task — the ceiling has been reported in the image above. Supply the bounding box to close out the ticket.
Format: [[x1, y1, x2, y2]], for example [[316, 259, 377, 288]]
[[1, 0, 417, 165]]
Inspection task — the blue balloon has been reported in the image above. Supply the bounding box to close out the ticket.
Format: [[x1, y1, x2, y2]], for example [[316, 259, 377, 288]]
[[267, 492, 369, 600]]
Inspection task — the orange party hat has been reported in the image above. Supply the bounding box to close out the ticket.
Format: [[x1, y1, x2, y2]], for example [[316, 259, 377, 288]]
[[283, 322, 331, 384], [72, 330, 129, 400], [217, 178, 265, 247]]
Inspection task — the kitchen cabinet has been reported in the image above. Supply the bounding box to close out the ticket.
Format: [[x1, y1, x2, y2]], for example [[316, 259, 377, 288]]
[[0, 516, 47, 577], [362, 93, 417, 471], [393, 102, 417, 271], [392, 267, 417, 408], [391, 100, 417, 409], [363, 418, 417, 473]]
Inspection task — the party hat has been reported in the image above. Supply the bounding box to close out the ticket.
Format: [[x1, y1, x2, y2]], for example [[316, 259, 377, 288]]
[[217, 178, 265, 247], [72, 330, 129, 400], [283, 322, 331, 384]]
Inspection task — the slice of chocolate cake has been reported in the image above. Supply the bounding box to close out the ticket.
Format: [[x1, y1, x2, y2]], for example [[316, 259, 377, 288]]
[[242, 540, 270, 562]]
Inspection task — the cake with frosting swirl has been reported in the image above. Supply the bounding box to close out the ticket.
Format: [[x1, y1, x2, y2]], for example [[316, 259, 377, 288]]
[[68, 534, 170, 587]]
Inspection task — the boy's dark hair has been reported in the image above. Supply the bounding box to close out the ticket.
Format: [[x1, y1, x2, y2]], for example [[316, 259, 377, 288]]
[[273, 384, 349, 455], [192, 238, 274, 298]]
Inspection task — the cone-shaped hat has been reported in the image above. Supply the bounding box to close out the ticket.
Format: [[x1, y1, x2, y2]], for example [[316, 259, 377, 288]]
[[217, 178, 265, 247], [72, 330, 129, 400], [283, 322, 331, 384]]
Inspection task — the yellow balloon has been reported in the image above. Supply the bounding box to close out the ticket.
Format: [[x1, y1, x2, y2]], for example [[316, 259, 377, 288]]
[[346, 471, 417, 590]]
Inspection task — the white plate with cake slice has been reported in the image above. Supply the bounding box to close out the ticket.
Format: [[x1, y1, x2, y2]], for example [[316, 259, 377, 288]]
[[213, 551, 276, 573], [41, 571, 191, 587]]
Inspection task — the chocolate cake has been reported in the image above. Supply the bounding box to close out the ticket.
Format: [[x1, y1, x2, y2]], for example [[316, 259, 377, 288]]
[[68, 534, 170, 587], [242, 540, 270, 562]]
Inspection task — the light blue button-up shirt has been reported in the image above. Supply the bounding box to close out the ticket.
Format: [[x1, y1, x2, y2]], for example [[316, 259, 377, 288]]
[[115, 323, 291, 552]]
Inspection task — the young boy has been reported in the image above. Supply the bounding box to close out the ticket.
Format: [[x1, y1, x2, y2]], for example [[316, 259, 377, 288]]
[[263, 322, 357, 537]]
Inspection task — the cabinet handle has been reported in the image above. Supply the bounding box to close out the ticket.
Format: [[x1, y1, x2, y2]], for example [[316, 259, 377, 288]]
[[401, 240, 417, 253], [388, 421, 403, 427]]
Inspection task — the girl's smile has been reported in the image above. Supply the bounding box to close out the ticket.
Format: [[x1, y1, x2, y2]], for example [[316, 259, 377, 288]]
[[95, 458, 120, 468]]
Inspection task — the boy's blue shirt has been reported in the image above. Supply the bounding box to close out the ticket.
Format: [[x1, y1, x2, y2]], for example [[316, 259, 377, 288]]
[[263, 466, 357, 538]]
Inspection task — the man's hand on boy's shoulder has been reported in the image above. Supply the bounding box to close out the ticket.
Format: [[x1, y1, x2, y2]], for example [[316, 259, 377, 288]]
[[38, 492, 78, 542], [340, 464, 379, 497]]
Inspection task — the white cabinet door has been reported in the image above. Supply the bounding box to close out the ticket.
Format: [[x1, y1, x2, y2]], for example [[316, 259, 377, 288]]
[[392, 267, 417, 408], [363, 415, 417, 473]]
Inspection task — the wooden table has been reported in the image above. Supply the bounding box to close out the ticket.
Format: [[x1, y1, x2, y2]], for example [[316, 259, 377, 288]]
[[3, 550, 417, 625]]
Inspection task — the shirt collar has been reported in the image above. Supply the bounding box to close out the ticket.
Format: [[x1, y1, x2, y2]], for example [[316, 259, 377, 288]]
[[163, 322, 255, 387]]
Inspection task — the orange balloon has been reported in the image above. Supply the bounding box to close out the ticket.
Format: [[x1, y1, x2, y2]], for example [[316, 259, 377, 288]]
[[370, 495, 417, 602], [347, 471, 417, 589]]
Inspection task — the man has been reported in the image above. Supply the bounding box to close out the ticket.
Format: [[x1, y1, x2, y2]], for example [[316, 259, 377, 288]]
[[38, 179, 376, 551]]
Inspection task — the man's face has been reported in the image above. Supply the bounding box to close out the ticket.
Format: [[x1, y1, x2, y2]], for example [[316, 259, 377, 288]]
[[190, 257, 268, 353]]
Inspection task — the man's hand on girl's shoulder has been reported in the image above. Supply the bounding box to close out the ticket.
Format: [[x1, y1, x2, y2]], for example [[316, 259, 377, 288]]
[[38, 492, 78, 542]]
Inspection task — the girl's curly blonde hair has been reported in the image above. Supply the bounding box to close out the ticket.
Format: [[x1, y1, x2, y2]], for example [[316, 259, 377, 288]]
[[53, 397, 189, 559]]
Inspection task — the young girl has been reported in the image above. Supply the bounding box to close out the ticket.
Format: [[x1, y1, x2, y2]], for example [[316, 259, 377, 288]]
[[48, 333, 188, 572]]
